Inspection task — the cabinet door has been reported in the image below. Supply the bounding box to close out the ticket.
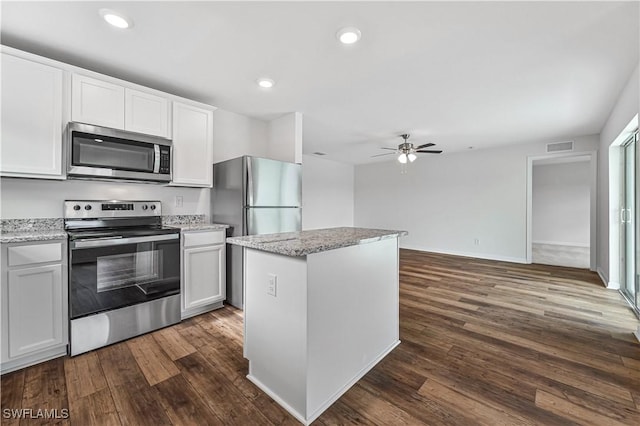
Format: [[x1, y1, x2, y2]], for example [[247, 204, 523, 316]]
[[183, 244, 225, 310], [1, 54, 64, 177], [72, 74, 125, 129], [125, 88, 170, 137], [5, 264, 64, 359], [172, 102, 213, 187]]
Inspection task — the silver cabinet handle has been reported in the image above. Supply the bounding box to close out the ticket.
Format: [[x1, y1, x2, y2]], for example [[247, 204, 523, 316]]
[[72, 233, 178, 249]]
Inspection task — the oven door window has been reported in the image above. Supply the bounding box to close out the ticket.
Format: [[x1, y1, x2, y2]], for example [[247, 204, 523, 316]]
[[72, 132, 155, 173], [70, 239, 179, 319]]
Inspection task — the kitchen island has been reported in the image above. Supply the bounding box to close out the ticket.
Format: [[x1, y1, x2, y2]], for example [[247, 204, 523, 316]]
[[227, 227, 406, 425]]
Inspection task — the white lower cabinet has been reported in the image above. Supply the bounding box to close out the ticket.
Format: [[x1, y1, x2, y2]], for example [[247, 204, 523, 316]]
[[181, 230, 226, 319], [1, 240, 68, 374]]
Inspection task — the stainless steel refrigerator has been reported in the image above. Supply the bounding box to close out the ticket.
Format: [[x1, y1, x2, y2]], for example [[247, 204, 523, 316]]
[[211, 156, 302, 309]]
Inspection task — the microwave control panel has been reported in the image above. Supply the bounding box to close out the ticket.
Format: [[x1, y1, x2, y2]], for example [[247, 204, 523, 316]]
[[159, 147, 171, 174]]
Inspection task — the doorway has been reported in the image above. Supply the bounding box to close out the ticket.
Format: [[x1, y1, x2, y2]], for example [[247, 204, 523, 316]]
[[531, 156, 591, 268], [526, 151, 597, 270]]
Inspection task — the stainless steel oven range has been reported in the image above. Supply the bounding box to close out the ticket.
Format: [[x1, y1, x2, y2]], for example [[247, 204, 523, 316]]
[[64, 200, 180, 356]]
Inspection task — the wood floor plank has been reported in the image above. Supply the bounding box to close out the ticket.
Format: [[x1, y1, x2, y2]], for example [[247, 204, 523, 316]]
[[418, 376, 539, 426], [20, 358, 70, 425], [108, 381, 172, 426], [64, 352, 108, 400], [152, 327, 197, 361], [126, 334, 180, 386], [0, 369, 25, 426], [535, 389, 631, 426], [153, 375, 223, 425], [175, 352, 273, 425], [67, 387, 121, 426]]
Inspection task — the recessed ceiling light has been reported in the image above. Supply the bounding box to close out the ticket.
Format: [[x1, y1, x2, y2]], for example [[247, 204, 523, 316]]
[[336, 27, 361, 44], [99, 9, 132, 29], [257, 78, 275, 89]]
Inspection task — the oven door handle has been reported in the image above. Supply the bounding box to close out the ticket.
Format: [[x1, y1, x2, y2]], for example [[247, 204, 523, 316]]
[[71, 233, 179, 249]]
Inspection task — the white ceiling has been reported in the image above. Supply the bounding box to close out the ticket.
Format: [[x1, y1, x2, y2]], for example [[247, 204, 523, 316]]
[[2, 1, 638, 164]]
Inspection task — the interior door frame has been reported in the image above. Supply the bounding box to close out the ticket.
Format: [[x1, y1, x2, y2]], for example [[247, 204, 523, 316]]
[[526, 150, 598, 271]]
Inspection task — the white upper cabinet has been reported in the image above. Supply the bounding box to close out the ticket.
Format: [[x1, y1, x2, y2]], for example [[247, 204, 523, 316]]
[[172, 102, 214, 187], [1, 53, 65, 178], [72, 74, 125, 129], [72, 74, 170, 138], [125, 88, 170, 137]]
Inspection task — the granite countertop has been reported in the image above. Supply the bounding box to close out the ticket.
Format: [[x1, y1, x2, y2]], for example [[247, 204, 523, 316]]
[[0, 215, 229, 243], [1, 218, 66, 244], [1, 229, 68, 244], [227, 227, 407, 257], [169, 223, 230, 232]]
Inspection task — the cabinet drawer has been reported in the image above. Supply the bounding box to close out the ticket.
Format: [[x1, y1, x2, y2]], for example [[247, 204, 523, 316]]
[[183, 231, 225, 248], [8, 243, 62, 267]]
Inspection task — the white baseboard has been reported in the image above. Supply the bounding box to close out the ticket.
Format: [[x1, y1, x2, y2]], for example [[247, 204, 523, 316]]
[[532, 240, 590, 248], [400, 244, 527, 264]]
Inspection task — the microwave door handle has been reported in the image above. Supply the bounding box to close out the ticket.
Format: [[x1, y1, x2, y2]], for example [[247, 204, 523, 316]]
[[153, 145, 160, 173], [71, 233, 179, 249]]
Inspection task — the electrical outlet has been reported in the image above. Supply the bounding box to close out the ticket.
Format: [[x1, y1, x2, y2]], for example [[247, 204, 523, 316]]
[[474, 238, 480, 245], [175, 196, 183, 208], [267, 274, 277, 297]]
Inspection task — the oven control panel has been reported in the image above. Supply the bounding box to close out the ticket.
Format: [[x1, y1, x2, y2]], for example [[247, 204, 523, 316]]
[[64, 200, 162, 219]]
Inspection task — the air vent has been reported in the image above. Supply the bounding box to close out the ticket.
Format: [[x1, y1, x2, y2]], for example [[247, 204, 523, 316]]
[[313, 152, 327, 156], [546, 141, 574, 153]]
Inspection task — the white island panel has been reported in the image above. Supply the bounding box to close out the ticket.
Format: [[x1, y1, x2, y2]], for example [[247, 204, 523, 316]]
[[242, 233, 401, 424], [244, 249, 308, 418], [306, 237, 399, 420]]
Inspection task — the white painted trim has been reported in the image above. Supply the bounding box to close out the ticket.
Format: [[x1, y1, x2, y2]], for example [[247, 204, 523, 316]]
[[607, 114, 638, 298], [526, 151, 597, 270], [401, 244, 528, 264], [596, 267, 609, 288], [532, 241, 590, 248]]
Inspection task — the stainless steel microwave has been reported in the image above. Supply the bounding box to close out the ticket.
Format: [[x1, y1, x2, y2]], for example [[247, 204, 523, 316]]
[[67, 122, 172, 183]]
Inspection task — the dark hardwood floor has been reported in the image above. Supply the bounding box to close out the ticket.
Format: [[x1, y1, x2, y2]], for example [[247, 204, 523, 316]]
[[2, 249, 639, 425]]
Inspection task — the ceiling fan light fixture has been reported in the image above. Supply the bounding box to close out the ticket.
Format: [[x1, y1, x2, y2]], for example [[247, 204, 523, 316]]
[[398, 153, 408, 164], [407, 153, 417, 163], [337, 27, 361, 44]]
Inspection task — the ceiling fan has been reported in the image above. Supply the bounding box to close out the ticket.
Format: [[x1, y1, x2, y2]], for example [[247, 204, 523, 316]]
[[372, 134, 442, 163]]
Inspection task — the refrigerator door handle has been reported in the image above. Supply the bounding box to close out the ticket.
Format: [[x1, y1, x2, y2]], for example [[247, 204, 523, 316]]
[[246, 157, 254, 206]]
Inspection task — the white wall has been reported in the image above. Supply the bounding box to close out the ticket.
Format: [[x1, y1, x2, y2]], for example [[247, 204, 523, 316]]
[[598, 62, 639, 283], [302, 155, 354, 230], [212, 108, 267, 163], [267, 112, 303, 164], [532, 161, 590, 245], [0, 178, 208, 219], [354, 135, 599, 263]]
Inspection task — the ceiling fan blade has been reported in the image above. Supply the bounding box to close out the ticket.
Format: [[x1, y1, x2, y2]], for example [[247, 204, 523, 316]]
[[380, 147, 397, 151], [416, 150, 443, 154], [416, 143, 435, 149], [371, 152, 395, 157]]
